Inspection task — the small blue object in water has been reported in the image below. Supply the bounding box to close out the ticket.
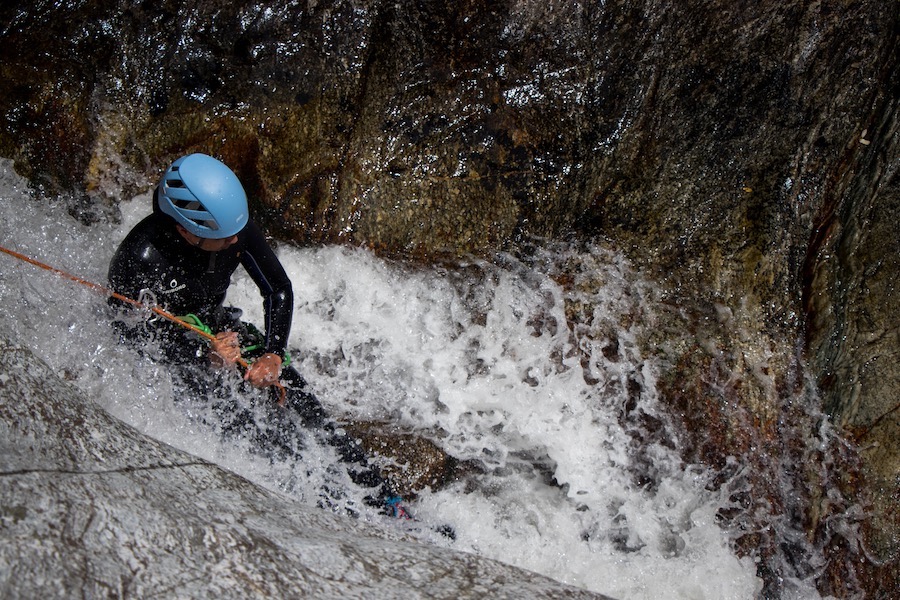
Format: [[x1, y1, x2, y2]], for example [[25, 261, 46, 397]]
[[384, 495, 412, 520]]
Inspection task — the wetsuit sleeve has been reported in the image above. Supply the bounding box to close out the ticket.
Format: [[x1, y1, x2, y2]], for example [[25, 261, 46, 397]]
[[239, 222, 294, 358]]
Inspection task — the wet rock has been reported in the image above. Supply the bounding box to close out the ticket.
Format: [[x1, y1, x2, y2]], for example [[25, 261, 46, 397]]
[[802, 84, 899, 581], [0, 334, 611, 599], [341, 422, 482, 497]]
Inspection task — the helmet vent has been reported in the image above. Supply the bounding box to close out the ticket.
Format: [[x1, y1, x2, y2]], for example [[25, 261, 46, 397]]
[[172, 199, 203, 210], [193, 218, 219, 231]]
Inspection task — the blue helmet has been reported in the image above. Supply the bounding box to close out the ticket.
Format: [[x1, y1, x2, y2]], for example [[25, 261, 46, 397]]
[[157, 153, 249, 239]]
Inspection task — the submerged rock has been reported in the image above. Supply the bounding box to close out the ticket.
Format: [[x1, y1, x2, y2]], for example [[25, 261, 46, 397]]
[[341, 421, 483, 496]]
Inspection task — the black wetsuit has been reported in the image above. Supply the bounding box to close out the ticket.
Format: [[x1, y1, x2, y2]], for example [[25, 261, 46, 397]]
[[108, 210, 292, 363]]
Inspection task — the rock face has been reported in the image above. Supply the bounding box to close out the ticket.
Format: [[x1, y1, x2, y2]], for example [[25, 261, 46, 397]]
[[0, 335, 610, 599], [0, 0, 896, 596]]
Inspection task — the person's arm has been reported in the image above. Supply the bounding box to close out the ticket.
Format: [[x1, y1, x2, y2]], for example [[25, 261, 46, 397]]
[[239, 222, 293, 357], [239, 222, 294, 383]]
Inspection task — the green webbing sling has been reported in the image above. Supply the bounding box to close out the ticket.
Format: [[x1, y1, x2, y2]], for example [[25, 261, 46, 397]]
[[178, 313, 291, 366]]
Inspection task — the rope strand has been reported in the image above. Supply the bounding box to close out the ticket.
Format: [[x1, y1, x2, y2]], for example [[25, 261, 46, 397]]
[[1, 243, 228, 346], [0, 244, 287, 387]]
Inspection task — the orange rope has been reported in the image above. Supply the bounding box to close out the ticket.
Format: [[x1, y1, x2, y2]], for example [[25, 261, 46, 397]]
[[0, 243, 287, 403]]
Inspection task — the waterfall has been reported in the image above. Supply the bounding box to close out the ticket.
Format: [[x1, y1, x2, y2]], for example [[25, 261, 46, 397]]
[[2, 158, 842, 598]]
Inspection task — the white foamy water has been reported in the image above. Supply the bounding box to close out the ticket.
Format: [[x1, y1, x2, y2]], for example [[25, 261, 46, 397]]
[[0, 159, 782, 599]]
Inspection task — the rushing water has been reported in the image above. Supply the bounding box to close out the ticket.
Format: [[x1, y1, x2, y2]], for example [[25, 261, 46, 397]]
[[1, 159, 831, 599]]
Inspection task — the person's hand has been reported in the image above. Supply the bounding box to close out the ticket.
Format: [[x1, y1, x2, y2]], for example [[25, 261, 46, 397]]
[[210, 331, 241, 368], [244, 352, 283, 388]]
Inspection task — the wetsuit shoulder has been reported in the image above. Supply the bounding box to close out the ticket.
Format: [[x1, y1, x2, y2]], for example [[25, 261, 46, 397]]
[[108, 213, 171, 297]]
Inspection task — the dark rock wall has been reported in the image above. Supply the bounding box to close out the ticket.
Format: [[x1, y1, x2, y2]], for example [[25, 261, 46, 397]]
[[1, 0, 896, 595]]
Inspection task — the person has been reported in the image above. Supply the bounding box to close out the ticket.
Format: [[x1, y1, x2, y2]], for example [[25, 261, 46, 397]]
[[108, 153, 409, 518], [108, 153, 291, 389]]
